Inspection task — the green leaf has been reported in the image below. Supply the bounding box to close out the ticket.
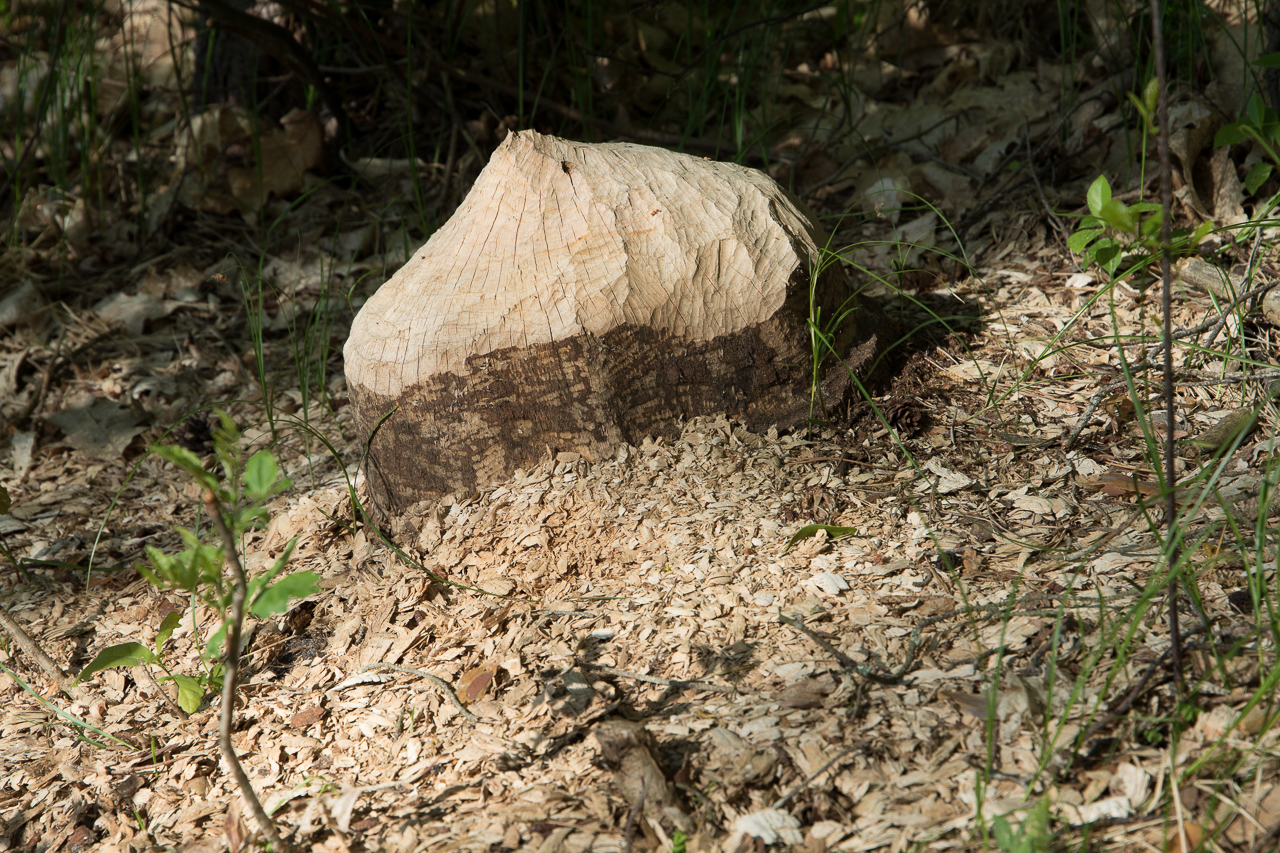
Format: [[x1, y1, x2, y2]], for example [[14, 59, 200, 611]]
[[137, 561, 162, 587], [246, 538, 299, 606], [1139, 208, 1164, 238], [155, 611, 182, 657], [211, 411, 239, 450], [1093, 241, 1122, 275], [233, 505, 272, 535], [1099, 198, 1136, 233], [251, 572, 318, 620], [1142, 77, 1159, 116], [1025, 799, 1050, 852], [1190, 221, 1215, 247], [76, 642, 156, 683], [1248, 92, 1266, 126], [244, 450, 289, 501], [1125, 91, 1148, 122], [171, 674, 206, 714], [782, 524, 858, 553], [153, 445, 217, 492], [1215, 123, 1249, 147], [1085, 175, 1111, 216], [1246, 162, 1273, 195], [992, 815, 1015, 851], [145, 539, 224, 594], [1256, 52, 1280, 69], [1067, 227, 1103, 253], [206, 623, 229, 662]]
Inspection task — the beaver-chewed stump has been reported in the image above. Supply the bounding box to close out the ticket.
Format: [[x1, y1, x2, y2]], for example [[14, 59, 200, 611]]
[[344, 129, 895, 525]]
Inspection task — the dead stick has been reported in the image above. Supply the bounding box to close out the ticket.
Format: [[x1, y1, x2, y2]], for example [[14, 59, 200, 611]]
[[0, 606, 80, 698]]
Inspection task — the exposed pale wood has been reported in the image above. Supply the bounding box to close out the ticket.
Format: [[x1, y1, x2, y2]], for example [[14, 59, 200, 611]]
[[345, 130, 894, 521]]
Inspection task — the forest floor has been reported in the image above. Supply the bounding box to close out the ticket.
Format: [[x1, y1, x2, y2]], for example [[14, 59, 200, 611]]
[[4, 2, 1280, 852], [3, 211, 1278, 852]]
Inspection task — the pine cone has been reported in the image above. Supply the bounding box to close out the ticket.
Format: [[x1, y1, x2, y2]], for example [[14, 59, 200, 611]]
[[881, 398, 925, 436]]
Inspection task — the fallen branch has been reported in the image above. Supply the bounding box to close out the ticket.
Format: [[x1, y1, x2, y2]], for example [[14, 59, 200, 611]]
[[0, 606, 80, 698]]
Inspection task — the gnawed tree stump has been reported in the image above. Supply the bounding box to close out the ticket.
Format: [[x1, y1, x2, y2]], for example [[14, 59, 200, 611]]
[[345, 130, 894, 524]]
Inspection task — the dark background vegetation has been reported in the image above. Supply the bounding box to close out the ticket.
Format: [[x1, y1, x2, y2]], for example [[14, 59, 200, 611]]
[[0, 0, 1232, 258]]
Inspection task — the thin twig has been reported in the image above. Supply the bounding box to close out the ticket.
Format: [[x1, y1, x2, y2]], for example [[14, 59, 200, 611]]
[[772, 745, 859, 809], [0, 606, 79, 698], [423, 48, 738, 156], [439, 120, 460, 211], [1175, 369, 1280, 388], [359, 663, 479, 722], [1201, 230, 1266, 356], [438, 72, 484, 180], [15, 336, 65, 427], [1078, 651, 1174, 746], [204, 489, 289, 853], [1024, 121, 1070, 240], [170, 0, 348, 132], [142, 664, 189, 720], [781, 597, 1100, 688], [580, 663, 736, 694], [1248, 818, 1280, 853], [884, 140, 983, 182], [1150, 0, 1183, 688]]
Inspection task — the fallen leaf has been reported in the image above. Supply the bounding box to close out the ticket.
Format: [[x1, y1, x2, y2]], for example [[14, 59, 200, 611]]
[[340, 149, 429, 183], [228, 108, 325, 212], [289, 706, 327, 728], [456, 663, 500, 705], [783, 524, 857, 553], [47, 399, 147, 460], [9, 431, 35, 477], [94, 290, 170, 335], [1187, 407, 1256, 455], [0, 281, 47, 330], [804, 572, 850, 595], [1165, 821, 1201, 853], [734, 809, 803, 845]]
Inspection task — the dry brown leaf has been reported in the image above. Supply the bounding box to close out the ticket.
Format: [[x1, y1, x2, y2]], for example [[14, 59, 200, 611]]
[[225, 798, 247, 853], [1165, 821, 1201, 853], [227, 108, 326, 212], [289, 706, 326, 728], [456, 663, 500, 705]]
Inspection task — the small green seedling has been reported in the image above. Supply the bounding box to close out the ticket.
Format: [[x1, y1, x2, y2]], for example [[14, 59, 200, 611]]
[[989, 798, 1050, 853], [1215, 53, 1280, 200], [76, 412, 318, 713], [76, 610, 212, 713], [1068, 174, 1212, 277]]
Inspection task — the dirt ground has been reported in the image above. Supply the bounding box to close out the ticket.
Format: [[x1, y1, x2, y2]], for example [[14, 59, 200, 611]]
[[3, 218, 1280, 853]]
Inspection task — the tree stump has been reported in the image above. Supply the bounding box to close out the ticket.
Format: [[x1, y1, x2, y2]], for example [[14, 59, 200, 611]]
[[345, 130, 895, 524]]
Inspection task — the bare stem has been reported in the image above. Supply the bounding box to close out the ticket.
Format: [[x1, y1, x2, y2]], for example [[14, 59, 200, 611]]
[[204, 489, 290, 853], [1149, 0, 1183, 688]]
